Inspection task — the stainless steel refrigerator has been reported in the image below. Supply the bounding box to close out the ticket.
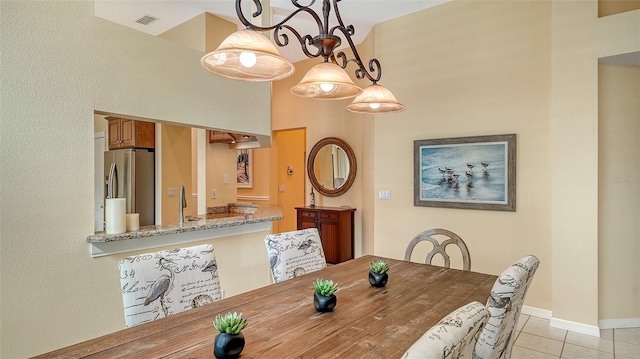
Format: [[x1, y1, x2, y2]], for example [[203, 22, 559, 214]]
[[104, 148, 155, 227]]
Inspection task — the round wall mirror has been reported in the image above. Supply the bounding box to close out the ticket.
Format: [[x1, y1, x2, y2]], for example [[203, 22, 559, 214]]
[[307, 137, 357, 197]]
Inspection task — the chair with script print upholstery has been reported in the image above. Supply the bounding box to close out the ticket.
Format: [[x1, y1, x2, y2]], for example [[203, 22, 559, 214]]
[[474, 255, 540, 359], [264, 228, 327, 283], [402, 301, 490, 359], [118, 243, 223, 327], [404, 228, 471, 270]]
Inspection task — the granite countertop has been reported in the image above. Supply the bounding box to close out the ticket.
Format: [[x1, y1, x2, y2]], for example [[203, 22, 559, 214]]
[[87, 203, 283, 243]]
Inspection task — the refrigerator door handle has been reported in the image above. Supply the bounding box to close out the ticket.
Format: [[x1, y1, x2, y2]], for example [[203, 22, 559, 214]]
[[113, 163, 118, 198], [107, 163, 118, 198]]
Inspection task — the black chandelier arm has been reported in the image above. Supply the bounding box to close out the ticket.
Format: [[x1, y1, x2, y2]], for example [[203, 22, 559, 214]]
[[330, 0, 355, 37], [367, 58, 382, 83], [236, 0, 323, 35], [330, 25, 382, 83], [275, 25, 323, 58], [291, 0, 318, 10], [235, 0, 383, 82], [335, 51, 368, 81]]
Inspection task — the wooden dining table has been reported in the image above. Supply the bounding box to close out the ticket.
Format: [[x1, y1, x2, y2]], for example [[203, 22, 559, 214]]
[[35, 255, 497, 358]]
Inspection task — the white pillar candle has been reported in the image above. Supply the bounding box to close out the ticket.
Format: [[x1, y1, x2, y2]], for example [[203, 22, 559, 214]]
[[126, 213, 140, 232], [105, 198, 126, 234]]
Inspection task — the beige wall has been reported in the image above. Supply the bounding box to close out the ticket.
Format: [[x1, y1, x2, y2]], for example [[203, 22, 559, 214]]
[[206, 143, 239, 206], [598, 64, 640, 320], [159, 11, 236, 56], [374, 0, 553, 310], [161, 124, 193, 223], [0, 1, 271, 357], [551, 2, 639, 328], [158, 13, 207, 52], [238, 147, 272, 202]]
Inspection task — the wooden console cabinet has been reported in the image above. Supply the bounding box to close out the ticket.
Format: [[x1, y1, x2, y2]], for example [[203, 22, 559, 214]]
[[296, 206, 355, 264], [106, 117, 155, 150]]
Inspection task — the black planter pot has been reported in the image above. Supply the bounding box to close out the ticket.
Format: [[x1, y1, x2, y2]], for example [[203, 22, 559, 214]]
[[213, 332, 245, 359], [314, 291, 337, 312], [368, 271, 389, 288]]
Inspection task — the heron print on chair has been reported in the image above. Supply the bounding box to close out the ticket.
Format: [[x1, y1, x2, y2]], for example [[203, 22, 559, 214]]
[[264, 228, 327, 283], [414, 134, 516, 212], [118, 244, 223, 327]]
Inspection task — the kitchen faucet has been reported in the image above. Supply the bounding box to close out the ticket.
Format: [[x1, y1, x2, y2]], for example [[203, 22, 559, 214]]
[[179, 185, 187, 226]]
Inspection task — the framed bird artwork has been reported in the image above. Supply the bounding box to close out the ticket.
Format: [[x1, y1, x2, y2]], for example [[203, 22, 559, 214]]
[[413, 134, 516, 212]]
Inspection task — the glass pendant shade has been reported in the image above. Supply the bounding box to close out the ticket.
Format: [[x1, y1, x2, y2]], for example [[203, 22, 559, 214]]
[[290, 62, 363, 100], [346, 84, 406, 114], [201, 29, 295, 82]]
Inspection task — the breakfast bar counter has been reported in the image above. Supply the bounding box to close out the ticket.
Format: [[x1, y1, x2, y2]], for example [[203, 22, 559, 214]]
[[86, 203, 283, 257]]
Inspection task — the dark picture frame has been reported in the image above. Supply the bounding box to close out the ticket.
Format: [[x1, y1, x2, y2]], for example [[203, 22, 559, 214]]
[[414, 134, 516, 211]]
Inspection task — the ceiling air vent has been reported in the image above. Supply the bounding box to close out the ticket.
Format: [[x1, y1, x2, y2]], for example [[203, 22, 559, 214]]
[[135, 15, 158, 26]]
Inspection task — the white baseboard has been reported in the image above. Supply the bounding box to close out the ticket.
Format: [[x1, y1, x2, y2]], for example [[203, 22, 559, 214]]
[[550, 317, 601, 337], [522, 305, 552, 319], [599, 317, 640, 329], [520, 306, 638, 334]]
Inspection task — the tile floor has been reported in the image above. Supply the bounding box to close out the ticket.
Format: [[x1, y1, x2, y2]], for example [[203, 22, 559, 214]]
[[513, 314, 640, 358]]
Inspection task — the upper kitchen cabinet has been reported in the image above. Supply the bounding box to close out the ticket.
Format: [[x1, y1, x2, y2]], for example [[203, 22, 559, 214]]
[[107, 117, 155, 150]]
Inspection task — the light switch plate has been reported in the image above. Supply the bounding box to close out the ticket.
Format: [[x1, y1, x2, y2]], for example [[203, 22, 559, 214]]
[[223, 175, 229, 184], [279, 186, 285, 192], [167, 188, 175, 197], [379, 190, 391, 200]]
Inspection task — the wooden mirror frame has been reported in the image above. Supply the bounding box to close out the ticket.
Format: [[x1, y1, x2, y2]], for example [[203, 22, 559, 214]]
[[307, 137, 357, 197]]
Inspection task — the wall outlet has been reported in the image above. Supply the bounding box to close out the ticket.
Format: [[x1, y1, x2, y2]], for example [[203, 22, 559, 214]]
[[379, 190, 391, 200], [211, 189, 217, 199], [279, 186, 285, 192], [167, 188, 175, 197]]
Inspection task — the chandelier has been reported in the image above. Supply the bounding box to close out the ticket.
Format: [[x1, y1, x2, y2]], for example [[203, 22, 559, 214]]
[[200, 0, 405, 114]]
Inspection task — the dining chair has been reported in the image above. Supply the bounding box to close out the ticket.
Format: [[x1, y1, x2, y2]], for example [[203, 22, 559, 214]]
[[264, 228, 327, 283], [402, 301, 490, 359], [474, 255, 540, 359], [118, 243, 223, 327], [404, 228, 471, 270]]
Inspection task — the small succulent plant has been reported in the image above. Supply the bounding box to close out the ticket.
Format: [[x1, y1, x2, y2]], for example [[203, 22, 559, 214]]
[[213, 312, 248, 335], [313, 278, 338, 297], [370, 259, 390, 275]]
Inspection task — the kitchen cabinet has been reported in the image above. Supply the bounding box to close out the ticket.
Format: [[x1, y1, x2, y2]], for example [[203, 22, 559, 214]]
[[296, 206, 355, 264], [107, 117, 155, 149]]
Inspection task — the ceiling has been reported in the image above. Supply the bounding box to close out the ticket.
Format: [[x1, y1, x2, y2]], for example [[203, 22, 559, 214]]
[[95, 0, 449, 63]]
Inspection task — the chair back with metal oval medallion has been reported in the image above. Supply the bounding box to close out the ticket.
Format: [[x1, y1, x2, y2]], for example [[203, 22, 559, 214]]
[[404, 228, 471, 270]]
